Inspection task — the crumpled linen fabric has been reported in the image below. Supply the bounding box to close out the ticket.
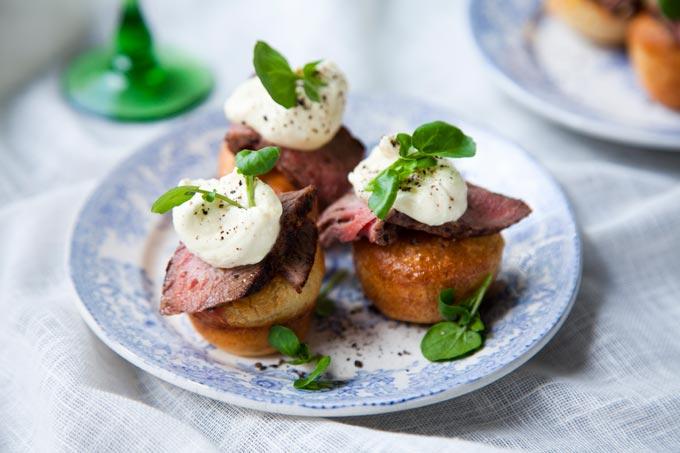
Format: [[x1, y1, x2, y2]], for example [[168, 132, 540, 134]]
[[1, 1, 679, 452]]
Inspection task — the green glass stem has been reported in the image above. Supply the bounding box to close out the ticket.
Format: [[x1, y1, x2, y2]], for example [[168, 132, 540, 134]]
[[63, 0, 213, 121], [112, 0, 157, 75]]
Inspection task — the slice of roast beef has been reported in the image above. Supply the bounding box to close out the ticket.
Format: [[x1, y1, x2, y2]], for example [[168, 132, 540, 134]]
[[317, 193, 397, 247], [226, 124, 364, 209], [226, 123, 260, 151], [160, 244, 271, 315], [276, 219, 318, 291], [388, 183, 532, 239], [160, 186, 318, 315], [318, 183, 531, 247], [269, 187, 319, 292]]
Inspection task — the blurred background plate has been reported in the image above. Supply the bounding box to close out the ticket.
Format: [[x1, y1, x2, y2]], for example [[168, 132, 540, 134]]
[[469, 0, 680, 150], [69, 95, 581, 417]]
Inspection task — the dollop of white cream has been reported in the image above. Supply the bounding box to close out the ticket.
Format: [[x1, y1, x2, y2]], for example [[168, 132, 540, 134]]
[[348, 136, 468, 226], [224, 60, 347, 151], [172, 171, 282, 268]]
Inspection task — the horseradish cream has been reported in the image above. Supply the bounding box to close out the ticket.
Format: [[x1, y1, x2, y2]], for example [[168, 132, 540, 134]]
[[348, 136, 468, 226], [224, 61, 347, 151], [172, 171, 282, 268]]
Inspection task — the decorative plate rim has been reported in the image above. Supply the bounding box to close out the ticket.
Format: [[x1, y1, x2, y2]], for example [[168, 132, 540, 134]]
[[68, 97, 582, 417], [68, 284, 580, 417], [468, 0, 680, 150]]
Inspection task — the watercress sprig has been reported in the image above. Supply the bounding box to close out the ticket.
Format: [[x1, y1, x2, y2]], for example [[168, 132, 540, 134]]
[[150, 186, 244, 214], [365, 121, 476, 220], [253, 41, 327, 108], [235, 146, 280, 207], [150, 146, 279, 213], [268, 325, 333, 390], [659, 0, 680, 20], [420, 275, 493, 362], [315, 269, 348, 317]]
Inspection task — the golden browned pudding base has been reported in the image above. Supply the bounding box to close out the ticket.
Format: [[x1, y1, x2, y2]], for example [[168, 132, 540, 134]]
[[189, 306, 315, 357], [545, 0, 630, 45], [189, 246, 325, 357], [352, 232, 504, 324], [218, 141, 297, 193], [627, 13, 680, 111]]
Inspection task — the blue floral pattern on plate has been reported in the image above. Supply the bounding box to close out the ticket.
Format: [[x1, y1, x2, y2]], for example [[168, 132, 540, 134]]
[[469, 0, 680, 149], [69, 95, 581, 416]]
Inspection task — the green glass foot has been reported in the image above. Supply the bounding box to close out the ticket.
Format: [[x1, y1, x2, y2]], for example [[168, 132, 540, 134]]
[[64, 49, 213, 121], [63, 0, 213, 121]]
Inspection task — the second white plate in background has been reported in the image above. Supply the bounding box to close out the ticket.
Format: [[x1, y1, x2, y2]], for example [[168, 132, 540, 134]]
[[469, 0, 680, 150]]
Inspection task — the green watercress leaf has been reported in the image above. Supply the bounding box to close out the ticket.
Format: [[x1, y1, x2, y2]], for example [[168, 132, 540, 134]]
[[396, 133, 412, 157], [438, 305, 471, 324], [315, 270, 348, 317], [285, 343, 318, 365], [440, 288, 455, 305], [363, 120, 475, 219], [438, 288, 472, 324], [253, 41, 327, 109], [421, 275, 493, 362], [235, 146, 280, 176], [302, 60, 325, 86], [268, 326, 333, 390], [660, 0, 680, 20], [396, 159, 418, 179], [268, 325, 301, 358], [150, 185, 200, 214], [303, 79, 321, 102], [202, 189, 217, 203], [297, 344, 312, 362], [287, 355, 319, 366], [367, 169, 399, 220], [301, 60, 326, 103], [315, 296, 336, 317], [415, 155, 438, 169], [461, 274, 493, 316], [430, 135, 476, 159], [412, 121, 476, 158], [420, 322, 483, 361], [151, 185, 244, 214], [253, 41, 299, 108], [294, 356, 331, 389], [469, 313, 485, 333], [235, 146, 280, 207], [300, 381, 335, 391]]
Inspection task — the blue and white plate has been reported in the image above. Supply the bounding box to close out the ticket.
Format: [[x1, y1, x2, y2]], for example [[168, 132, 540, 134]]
[[470, 0, 680, 149], [69, 95, 581, 417]]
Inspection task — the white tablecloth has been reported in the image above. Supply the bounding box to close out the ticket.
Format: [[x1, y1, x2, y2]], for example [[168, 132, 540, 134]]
[[1, 1, 679, 452]]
